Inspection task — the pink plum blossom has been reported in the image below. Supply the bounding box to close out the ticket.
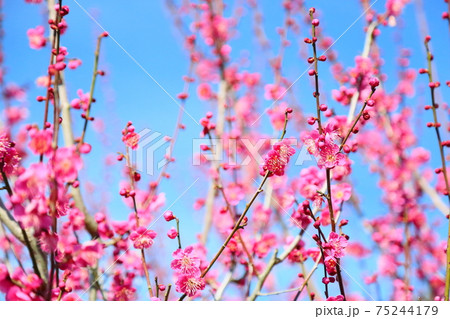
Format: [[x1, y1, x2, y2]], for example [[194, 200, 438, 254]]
[[129, 227, 157, 249]]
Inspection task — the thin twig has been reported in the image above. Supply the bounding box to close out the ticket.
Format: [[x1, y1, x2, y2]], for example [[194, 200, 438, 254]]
[[347, 20, 378, 123], [424, 40, 450, 301], [257, 253, 321, 298]]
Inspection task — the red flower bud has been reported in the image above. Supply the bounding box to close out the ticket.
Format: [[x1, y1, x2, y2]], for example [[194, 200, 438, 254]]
[[177, 92, 188, 100], [164, 211, 175, 221], [368, 77, 379, 88], [307, 117, 316, 125], [418, 68, 428, 74]]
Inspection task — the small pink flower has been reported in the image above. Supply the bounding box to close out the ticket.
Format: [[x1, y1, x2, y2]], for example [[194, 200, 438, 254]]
[[235, 95, 254, 118], [193, 198, 205, 210], [264, 83, 286, 100], [167, 227, 178, 239], [291, 208, 312, 230], [317, 144, 347, 169], [170, 246, 201, 276], [129, 226, 157, 249], [110, 271, 136, 301], [122, 131, 140, 150], [242, 72, 260, 87], [27, 26, 46, 49], [70, 89, 90, 111], [67, 207, 85, 231], [50, 147, 83, 183], [75, 240, 104, 268], [11, 269, 42, 291], [324, 232, 348, 258], [364, 274, 378, 285], [28, 128, 52, 156], [175, 275, 205, 297], [13, 163, 48, 202], [197, 83, 212, 100], [253, 233, 277, 258], [68, 59, 82, 70], [267, 103, 290, 130], [3, 106, 28, 125], [331, 183, 352, 206], [0, 133, 20, 179], [3, 84, 26, 101], [39, 231, 59, 253], [260, 140, 296, 177], [35, 75, 50, 87], [224, 183, 245, 206], [386, 0, 408, 17], [111, 221, 129, 235]]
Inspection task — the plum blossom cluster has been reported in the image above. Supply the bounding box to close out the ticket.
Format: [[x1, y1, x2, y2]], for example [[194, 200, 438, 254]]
[[27, 26, 46, 50], [260, 140, 296, 177], [303, 124, 348, 170], [0, 133, 20, 179], [171, 246, 205, 297]]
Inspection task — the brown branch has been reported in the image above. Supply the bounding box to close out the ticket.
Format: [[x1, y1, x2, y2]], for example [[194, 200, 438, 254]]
[[310, 10, 323, 133], [424, 39, 450, 301], [340, 88, 376, 151], [78, 34, 105, 148]]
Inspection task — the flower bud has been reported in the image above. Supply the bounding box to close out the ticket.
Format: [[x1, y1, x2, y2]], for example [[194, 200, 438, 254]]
[[368, 77, 379, 88], [164, 211, 175, 221]]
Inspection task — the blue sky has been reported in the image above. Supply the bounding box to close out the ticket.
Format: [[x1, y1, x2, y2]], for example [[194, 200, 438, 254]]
[[2, 0, 449, 300]]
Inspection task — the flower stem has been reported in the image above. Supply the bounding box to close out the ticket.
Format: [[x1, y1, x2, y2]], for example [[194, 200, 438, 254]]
[[325, 168, 346, 300], [164, 284, 172, 301], [175, 217, 182, 250], [203, 173, 269, 279], [310, 11, 323, 134], [78, 34, 105, 149], [339, 88, 376, 151], [424, 41, 450, 301], [126, 152, 154, 299], [140, 249, 154, 298]]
